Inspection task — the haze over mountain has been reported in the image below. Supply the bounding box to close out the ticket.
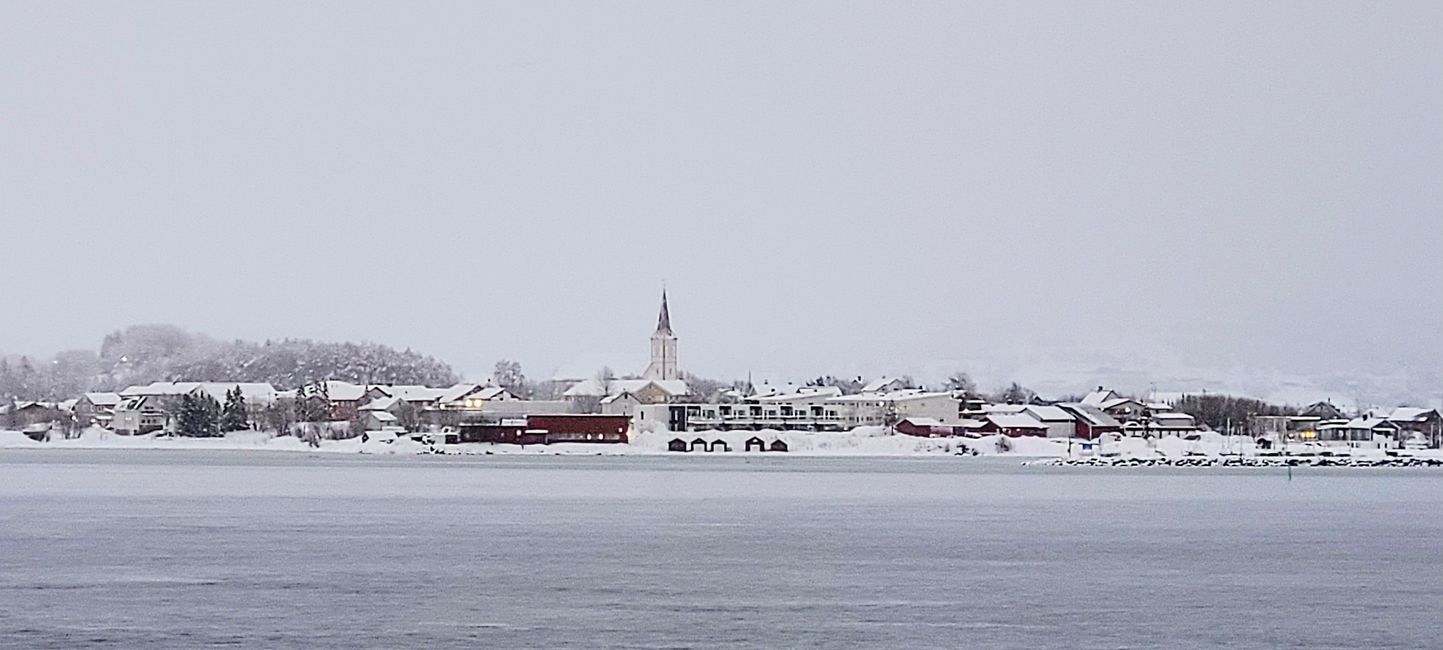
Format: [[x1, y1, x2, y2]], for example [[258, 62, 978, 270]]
[[2, 3, 1440, 407]]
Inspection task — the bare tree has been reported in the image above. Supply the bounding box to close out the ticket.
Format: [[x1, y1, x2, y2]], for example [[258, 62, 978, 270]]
[[946, 371, 978, 396], [493, 359, 531, 398]]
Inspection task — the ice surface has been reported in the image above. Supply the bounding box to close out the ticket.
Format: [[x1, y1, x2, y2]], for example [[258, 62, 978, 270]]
[[1, 451, 1442, 648]]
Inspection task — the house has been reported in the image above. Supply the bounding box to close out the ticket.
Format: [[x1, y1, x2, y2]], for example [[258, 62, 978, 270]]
[[1148, 411, 1199, 434], [668, 438, 689, 452], [1079, 387, 1147, 422], [745, 436, 766, 451], [111, 396, 170, 435], [1300, 401, 1346, 420], [1060, 404, 1122, 440], [564, 378, 690, 407], [600, 392, 645, 418], [1318, 417, 1398, 446], [1248, 415, 1322, 442], [896, 417, 956, 438], [6, 401, 65, 429], [75, 392, 123, 427], [301, 381, 368, 420], [361, 410, 399, 431], [1020, 405, 1076, 439], [977, 413, 1049, 437], [1382, 407, 1442, 447], [437, 384, 517, 410]]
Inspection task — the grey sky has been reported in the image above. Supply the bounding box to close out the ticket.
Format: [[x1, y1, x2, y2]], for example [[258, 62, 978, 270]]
[[3, 2, 1440, 399]]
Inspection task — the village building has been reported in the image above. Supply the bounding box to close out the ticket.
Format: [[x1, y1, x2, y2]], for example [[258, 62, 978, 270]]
[[1059, 404, 1123, 440], [74, 392, 123, 428]]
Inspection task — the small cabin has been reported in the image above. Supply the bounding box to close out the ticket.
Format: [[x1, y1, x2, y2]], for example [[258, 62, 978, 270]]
[[769, 439, 789, 452], [745, 436, 766, 452], [708, 439, 730, 452], [668, 438, 689, 452], [690, 437, 709, 452]]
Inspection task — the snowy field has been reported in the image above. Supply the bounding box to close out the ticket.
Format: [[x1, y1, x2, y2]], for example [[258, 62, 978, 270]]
[[2, 451, 1442, 648], [4, 426, 1440, 464]]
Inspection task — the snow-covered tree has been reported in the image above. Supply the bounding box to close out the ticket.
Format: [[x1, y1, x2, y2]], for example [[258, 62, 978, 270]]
[[220, 387, 249, 432]]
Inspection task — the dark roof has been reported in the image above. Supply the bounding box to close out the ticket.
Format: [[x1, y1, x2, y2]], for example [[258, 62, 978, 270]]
[[655, 289, 673, 335]]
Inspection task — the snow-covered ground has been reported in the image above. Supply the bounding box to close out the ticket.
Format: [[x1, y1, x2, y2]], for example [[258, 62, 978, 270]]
[[5, 425, 1439, 462]]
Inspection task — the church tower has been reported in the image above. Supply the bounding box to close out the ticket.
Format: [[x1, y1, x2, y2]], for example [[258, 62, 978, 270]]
[[642, 289, 679, 381]]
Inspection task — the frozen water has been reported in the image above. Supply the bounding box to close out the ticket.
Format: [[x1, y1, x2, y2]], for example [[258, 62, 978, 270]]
[[2, 450, 1441, 648]]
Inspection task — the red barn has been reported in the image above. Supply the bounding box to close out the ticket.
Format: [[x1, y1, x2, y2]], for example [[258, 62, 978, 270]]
[[896, 417, 958, 438], [525, 414, 630, 444]]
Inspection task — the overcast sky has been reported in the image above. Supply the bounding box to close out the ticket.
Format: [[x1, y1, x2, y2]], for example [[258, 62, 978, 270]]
[[2, 2, 1440, 397]]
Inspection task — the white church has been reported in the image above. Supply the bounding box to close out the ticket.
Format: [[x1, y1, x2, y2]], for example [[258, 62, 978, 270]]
[[563, 290, 690, 406]]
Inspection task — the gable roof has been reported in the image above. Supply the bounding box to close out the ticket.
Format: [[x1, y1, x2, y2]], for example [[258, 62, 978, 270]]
[[319, 381, 367, 402], [370, 385, 449, 402], [83, 392, 123, 407], [862, 377, 908, 394], [1062, 404, 1122, 428], [1023, 405, 1075, 422], [564, 378, 690, 398], [360, 396, 401, 411], [1080, 389, 1120, 407], [1387, 407, 1439, 423], [985, 413, 1048, 430]]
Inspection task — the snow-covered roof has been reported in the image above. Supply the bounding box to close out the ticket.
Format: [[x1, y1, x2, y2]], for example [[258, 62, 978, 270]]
[[320, 381, 366, 402], [436, 383, 512, 404], [1080, 390, 1119, 407], [862, 377, 908, 393], [986, 413, 1047, 429], [1343, 417, 1399, 430], [1151, 412, 1195, 422], [1387, 407, 1438, 423], [1063, 404, 1121, 427], [83, 392, 123, 407], [900, 417, 945, 427], [368, 411, 398, 423], [371, 385, 449, 402], [360, 396, 400, 411], [120, 382, 278, 404], [752, 386, 845, 403], [1023, 405, 1074, 422], [564, 378, 690, 398]]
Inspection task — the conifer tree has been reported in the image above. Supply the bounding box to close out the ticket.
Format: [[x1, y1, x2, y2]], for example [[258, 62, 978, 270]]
[[199, 393, 221, 437], [220, 387, 249, 432], [177, 393, 202, 437]]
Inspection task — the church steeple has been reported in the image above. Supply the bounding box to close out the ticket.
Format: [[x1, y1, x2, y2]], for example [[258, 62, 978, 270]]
[[655, 289, 673, 335], [643, 288, 679, 381]]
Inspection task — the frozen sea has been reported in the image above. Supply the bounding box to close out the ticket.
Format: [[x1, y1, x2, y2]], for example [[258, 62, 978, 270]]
[[2, 450, 1441, 649]]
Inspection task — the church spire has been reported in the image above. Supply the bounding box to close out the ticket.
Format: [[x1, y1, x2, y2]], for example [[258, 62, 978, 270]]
[[655, 289, 673, 335]]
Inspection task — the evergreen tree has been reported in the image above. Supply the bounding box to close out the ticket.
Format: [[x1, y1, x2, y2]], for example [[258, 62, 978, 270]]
[[177, 394, 202, 437], [198, 393, 221, 437], [0, 358, 13, 399], [16, 357, 35, 400], [220, 387, 249, 432], [293, 384, 311, 426], [3, 396, 19, 430]]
